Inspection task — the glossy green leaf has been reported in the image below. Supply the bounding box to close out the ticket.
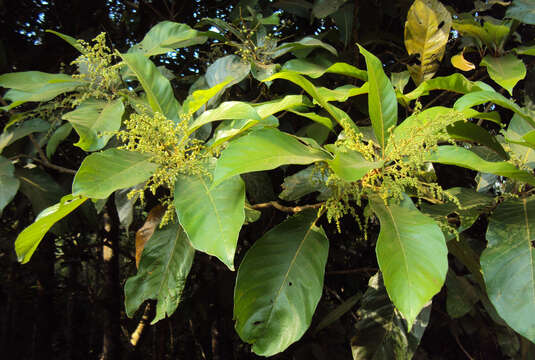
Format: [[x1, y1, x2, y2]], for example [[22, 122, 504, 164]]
[[72, 149, 158, 199], [404, 0, 452, 85], [124, 222, 195, 323], [480, 198, 535, 342], [206, 118, 260, 148], [272, 36, 337, 58], [15, 194, 87, 263], [506, 0, 535, 25], [279, 165, 332, 202], [234, 210, 329, 356], [265, 71, 360, 133], [282, 58, 367, 80], [480, 54, 526, 95], [454, 91, 535, 127], [181, 80, 230, 116], [369, 195, 447, 329], [0, 118, 49, 153], [446, 121, 508, 159], [513, 45, 535, 56], [189, 101, 261, 133], [45, 30, 85, 53], [253, 95, 311, 119], [403, 73, 491, 101], [315, 83, 369, 103], [119, 52, 180, 121], [426, 145, 535, 185], [452, 14, 511, 51], [128, 21, 207, 56], [327, 147, 383, 182], [289, 110, 334, 130], [205, 55, 251, 92], [504, 114, 535, 169], [0, 156, 20, 214], [351, 272, 431, 360], [357, 44, 397, 152], [46, 122, 72, 158], [213, 128, 331, 186], [62, 98, 124, 151], [0, 71, 85, 110], [391, 71, 410, 93], [174, 160, 245, 270]]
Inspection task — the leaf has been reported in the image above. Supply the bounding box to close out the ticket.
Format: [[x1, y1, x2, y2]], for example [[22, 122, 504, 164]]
[[15, 194, 87, 263], [0, 118, 49, 153], [480, 54, 527, 95], [188, 101, 261, 133], [357, 44, 398, 151], [174, 160, 245, 270], [402, 73, 491, 101], [513, 45, 535, 56], [332, 3, 354, 47], [289, 110, 334, 130], [205, 55, 251, 96], [451, 50, 476, 71], [72, 149, 158, 199], [505, 114, 535, 169], [180, 80, 230, 116], [45, 30, 85, 53], [62, 98, 124, 151], [426, 145, 535, 186], [452, 14, 511, 51], [282, 58, 367, 80], [445, 272, 479, 319], [234, 210, 329, 356], [115, 184, 143, 231], [480, 198, 535, 342], [46, 122, 72, 158], [272, 37, 338, 58], [314, 292, 362, 335], [128, 21, 207, 56], [506, 0, 535, 25], [134, 205, 165, 267], [16, 167, 67, 217], [351, 272, 431, 360], [369, 195, 447, 328], [0, 71, 85, 110], [253, 95, 311, 119], [124, 222, 195, 323], [251, 62, 279, 82], [315, 83, 369, 103], [404, 0, 452, 85], [0, 156, 20, 214], [279, 165, 332, 201], [312, 0, 347, 18], [446, 121, 508, 159], [213, 128, 332, 186], [119, 52, 180, 121], [327, 146, 384, 182], [454, 91, 535, 127], [391, 71, 411, 93], [273, 0, 312, 18]]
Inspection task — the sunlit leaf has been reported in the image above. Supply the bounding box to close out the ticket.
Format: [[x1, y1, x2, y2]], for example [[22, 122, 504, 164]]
[[480, 54, 526, 95], [451, 50, 476, 71]]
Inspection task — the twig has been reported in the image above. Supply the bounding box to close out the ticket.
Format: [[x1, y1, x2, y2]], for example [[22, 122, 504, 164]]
[[250, 201, 324, 213], [130, 303, 152, 346], [449, 323, 475, 360], [326, 267, 378, 275], [28, 134, 77, 175]]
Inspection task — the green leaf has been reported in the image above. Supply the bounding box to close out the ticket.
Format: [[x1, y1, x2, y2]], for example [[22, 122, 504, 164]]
[[279, 165, 332, 202], [289, 110, 334, 130], [124, 222, 195, 323], [446, 121, 508, 159], [213, 128, 331, 186], [282, 58, 367, 80], [480, 54, 526, 95], [426, 145, 535, 186], [16, 167, 67, 218], [480, 198, 535, 342], [234, 210, 329, 356], [452, 15, 511, 52], [504, 114, 535, 169], [128, 21, 207, 56], [206, 118, 260, 148], [265, 71, 360, 133], [404, 0, 452, 85], [205, 55, 251, 93], [72, 149, 158, 199], [15, 194, 87, 263], [272, 36, 338, 58], [454, 91, 535, 127], [312, 0, 347, 18], [351, 272, 431, 360], [119, 52, 180, 121], [358, 44, 398, 152], [403, 73, 491, 101], [327, 147, 383, 182], [391, 71, 411, 93], [369, 195, 447, 329], [181, 80, 231, 116], [0, 118, 49, 153], [506, 0, 535, 25], [513, 45, 535, 56], [332, 3, 354, 47], [0, 71, 85, 110], [45, 30, 85, 53], [46, 122, 72, 158], [62, 98, 124, 151], [174, 160, 245, 270], [315, 83, 369, 103], [445, 272, 479, 319], [253, 95, 311, 119], [314, 292, 361, 335], [0, 156, 19, 214], [189, 101, 261, 133]]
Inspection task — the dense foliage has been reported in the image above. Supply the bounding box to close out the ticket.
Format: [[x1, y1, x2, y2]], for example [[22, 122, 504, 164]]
[[2, 0, 535, 358]]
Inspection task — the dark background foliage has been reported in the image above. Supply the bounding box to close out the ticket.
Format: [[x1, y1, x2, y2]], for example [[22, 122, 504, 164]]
[[0, 0, 532, 359]]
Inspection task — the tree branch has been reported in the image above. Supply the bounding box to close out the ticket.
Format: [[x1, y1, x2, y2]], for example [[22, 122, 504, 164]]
[[250, 201, 324, 213], [28, 134, 77, 175]]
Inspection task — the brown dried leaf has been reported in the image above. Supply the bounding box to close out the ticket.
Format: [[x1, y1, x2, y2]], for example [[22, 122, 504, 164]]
[[135, 205, 165, 268]]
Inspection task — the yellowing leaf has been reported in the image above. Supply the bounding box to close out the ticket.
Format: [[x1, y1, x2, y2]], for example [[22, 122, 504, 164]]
[[135, 205, 165, 268], [451, 51, 476, 71], [404, 0, 452, 85]]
